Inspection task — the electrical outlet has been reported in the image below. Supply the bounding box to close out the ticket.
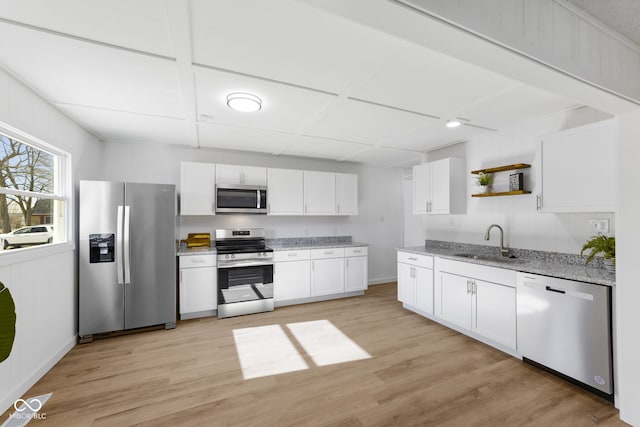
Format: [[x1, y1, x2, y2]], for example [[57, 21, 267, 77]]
[[589, 219, 610, 233]]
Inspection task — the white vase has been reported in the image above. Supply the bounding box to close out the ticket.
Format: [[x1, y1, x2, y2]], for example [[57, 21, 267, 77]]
[[480, 185, 492, 194]]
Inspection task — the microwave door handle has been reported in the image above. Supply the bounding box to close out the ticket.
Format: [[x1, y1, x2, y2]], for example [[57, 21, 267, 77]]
[[257, 189, 261, 209]]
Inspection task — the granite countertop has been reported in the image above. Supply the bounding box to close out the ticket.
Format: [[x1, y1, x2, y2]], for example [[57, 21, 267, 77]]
[[268, 241, 369, 251], [399, 242, 615, 287], [177, 245, 217, 256]]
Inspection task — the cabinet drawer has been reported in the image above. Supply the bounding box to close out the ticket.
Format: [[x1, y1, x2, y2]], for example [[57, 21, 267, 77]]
[[345, 246, 368, 257], [273, 250, 311, 262], [310, 247, 345, 259], [397, 251, 433, 269], [180, 254, 216, 268]]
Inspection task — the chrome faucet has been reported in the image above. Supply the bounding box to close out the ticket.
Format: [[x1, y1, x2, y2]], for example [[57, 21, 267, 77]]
[[485, 224, 509, 257]]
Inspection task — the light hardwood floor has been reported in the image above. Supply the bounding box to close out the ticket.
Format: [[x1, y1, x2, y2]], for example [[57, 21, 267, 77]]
[[2, 283, 626, 426]]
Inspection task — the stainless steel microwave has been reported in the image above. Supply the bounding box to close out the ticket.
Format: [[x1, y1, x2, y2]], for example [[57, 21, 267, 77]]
[[215, 184, 267, 214]]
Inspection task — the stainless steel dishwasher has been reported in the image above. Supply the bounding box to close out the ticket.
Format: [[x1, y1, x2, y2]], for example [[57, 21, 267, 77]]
[[516, 272, 613, 401]]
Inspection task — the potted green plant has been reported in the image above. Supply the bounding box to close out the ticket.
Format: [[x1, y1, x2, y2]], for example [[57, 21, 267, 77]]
[[477, 172, 493, 194], [580, 234, 615, 272]]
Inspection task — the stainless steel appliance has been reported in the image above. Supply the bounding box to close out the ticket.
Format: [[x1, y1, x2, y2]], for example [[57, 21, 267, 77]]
[[79, 180, 176, 343], [215, 184, 267, 214], [216, 228, 273, 318], [516, 272, 613, 401]]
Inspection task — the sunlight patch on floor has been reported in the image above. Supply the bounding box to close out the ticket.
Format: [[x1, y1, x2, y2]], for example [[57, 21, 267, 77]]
[[232, 324, 309, 380], [287, 320, 371, 366]]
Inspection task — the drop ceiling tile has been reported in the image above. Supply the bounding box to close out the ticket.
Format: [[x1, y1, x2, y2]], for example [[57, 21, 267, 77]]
[[352, 44, 519, 117], [198, 122, 292, 154], [195, 66, 336, 134], [344, 146, 422, 167], [279, 135, 369, 160], [387, 121, 495, 152], [0, 22, 183, 118], [0, 0, 174, 57], [457, 85, 577, 129], [190, 0, 401, 93], [58, 105, 192, 145], [305, 99, 438, 145]]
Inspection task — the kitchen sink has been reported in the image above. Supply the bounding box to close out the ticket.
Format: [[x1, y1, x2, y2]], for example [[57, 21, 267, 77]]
[[452, 253, 524, 263]]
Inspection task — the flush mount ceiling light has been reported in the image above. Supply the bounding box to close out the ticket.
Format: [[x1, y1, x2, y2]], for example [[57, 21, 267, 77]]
[[446, 119, 462, 128], [226, 92, 262, 112]]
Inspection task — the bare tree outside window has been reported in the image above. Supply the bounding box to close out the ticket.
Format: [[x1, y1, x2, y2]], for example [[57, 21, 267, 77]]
[[0, 133, 58, 250]]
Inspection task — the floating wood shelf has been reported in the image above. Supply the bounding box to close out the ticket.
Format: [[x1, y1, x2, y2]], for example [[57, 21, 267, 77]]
[[471, 163, 531, 174], [471, 190, 532, 198]]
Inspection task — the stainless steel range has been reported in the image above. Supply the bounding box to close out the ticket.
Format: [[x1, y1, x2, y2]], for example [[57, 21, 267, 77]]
[[216, 228, 274, 318]]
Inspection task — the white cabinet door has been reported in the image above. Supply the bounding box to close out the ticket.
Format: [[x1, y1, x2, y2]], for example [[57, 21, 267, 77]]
[[216, 164, 267, 185], [180, 162, 215, 215], [439, 272, 472, 330], [311, 258, 344, 296], [474, 279, 516, 349], [345, 256, 367, 291], [540, 119, 615, 212], [414, 265, 434, 315], [267, 168, 304, 215], [336, 173, 358, 215], [430, 159, 451, 214], [242, 166, 267, 186], [397, 263, 415, 305], [274, 260, 311, 301], [413, 163, 430, 214], [215, 164, 243, 185], [179, 267, 217, 314], [304, 171, 336, 215]]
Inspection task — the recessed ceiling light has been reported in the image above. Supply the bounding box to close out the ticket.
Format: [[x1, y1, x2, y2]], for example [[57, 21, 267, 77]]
[[226, 92, 262, 112], [446, 120, 462, 128]]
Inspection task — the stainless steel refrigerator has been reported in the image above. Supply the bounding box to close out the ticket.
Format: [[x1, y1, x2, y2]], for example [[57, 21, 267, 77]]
[[79, 180, 176, 343]]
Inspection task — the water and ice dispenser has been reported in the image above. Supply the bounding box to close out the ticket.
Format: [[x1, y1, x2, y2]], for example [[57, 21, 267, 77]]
[[89, 234, 115, 263]]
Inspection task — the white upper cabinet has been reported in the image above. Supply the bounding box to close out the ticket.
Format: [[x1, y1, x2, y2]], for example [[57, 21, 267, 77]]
[[336, 173, 358, 215], [180, 162, 215, 215], [539, 119, 616, 213], [216, 164, 267, 186], [267, 168, 304, 215], [304, 171, 336, 215], [413, 158, 465, 215]]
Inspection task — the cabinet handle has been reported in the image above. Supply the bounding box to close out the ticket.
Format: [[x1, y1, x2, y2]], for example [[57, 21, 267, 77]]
[[410, 266, 414, 278], [312, 261, 314, 271], [324, 251, 333, 255], [191, 259, 205, 263], [408, 257, 418, 261], [472, 281, 477, 295], [287, 253, 297, 257], [536, 195, 542, 210], [466, 280, 471, 294], [353, 249, 361, 253], [337, 203, 340, 214]]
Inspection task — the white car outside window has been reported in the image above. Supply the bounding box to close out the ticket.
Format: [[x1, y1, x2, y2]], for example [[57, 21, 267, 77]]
[[1, 225, 54, 249]]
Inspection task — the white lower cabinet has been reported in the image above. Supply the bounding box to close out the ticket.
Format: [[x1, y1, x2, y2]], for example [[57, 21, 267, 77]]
[[397, 251, 434, 315], [345, 246, 368, 291], [435, 258, 517, 350], [311, 257, 345, 296], [179, 255, 217, 319], [274, 250, 311, 302]]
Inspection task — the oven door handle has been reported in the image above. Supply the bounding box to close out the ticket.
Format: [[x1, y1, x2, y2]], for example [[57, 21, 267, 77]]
[[218, 260, 274, 269]]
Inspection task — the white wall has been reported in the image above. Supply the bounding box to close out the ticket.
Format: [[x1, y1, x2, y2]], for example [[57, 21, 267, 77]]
[[101, 142, 403, 284], [615, 109, 640, 426], [0, 67, 103, 413], [404, 107, 615, 254]]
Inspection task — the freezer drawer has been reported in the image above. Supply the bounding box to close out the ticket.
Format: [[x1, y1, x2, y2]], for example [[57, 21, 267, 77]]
[[516, 272, 612, 397]]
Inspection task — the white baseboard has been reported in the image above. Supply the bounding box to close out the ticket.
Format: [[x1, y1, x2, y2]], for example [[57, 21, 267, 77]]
[[368, 277, 397, 285], [0, 336, 75, 414]]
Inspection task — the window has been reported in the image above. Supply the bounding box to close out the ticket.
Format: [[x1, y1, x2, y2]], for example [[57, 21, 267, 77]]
[[0, 125, 69, 252]]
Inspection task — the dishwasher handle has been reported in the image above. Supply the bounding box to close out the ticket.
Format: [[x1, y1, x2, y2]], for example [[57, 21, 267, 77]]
[[545, 286, 566, 294]]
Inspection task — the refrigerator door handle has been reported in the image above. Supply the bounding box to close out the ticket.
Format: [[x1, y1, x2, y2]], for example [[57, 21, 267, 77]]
[[116, 205, 125, 285], [123, 205, 131, 285]]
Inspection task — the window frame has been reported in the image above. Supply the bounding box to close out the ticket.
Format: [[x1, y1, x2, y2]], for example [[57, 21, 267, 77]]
[[0, 122, 72, 253]]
